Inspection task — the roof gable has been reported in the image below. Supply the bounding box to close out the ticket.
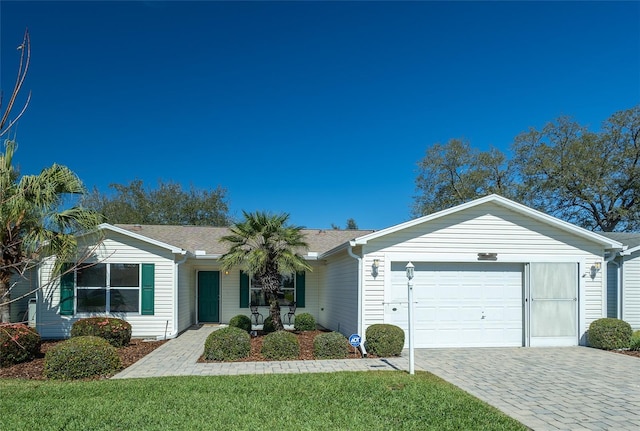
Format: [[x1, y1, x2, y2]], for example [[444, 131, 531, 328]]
[[350, 194, 624, 250]]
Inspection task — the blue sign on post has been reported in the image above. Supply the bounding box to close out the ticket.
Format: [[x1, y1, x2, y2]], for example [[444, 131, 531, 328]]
[[349, 334, 361, 347]]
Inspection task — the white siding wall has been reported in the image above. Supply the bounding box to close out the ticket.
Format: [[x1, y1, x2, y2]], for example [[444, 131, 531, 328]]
[[319, 251, 359, 337], [360, 203, 607, 344], [8, 268, 38, 323], [607, 262, 619, 318], [177, 261, 196, 332], [622, 254, 640, 329], [37, 233, 177, 339]]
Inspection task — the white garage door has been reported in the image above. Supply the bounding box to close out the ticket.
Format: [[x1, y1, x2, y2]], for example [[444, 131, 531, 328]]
[[387, 262, 524, 348]]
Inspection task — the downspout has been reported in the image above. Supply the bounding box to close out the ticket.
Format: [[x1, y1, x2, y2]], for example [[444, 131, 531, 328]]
[[347, 242, 367, 356], [159, 252, 188, 340]]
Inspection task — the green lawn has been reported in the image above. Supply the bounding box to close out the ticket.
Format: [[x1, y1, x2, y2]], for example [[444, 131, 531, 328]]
[[0, 371, 527, 431]]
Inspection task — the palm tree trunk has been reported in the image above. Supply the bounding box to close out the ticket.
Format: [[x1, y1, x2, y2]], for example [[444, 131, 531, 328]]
[[268, 293, 284, 331]]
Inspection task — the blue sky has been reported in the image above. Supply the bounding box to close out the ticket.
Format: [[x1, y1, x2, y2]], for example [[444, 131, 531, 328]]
[[1, 1, 639, 229]]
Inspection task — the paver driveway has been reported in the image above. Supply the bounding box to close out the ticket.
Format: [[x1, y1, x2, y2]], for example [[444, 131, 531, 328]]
[[414, 347, 640, 431]]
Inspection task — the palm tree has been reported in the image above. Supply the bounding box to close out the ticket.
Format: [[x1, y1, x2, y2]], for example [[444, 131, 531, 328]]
[[0, 140, 103, 322], [219, 211, 311, 331]]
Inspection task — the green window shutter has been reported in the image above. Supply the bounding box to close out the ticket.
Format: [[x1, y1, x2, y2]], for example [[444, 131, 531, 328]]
[[240, 271, 250, 308], [141, 263, 155, 315], [60, 264, 75, 316], [296, 271, 306, 308]]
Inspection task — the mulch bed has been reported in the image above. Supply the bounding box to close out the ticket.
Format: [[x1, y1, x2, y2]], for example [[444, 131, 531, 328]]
[[199, 329, 362, 362], [0, 339, 168, 380]]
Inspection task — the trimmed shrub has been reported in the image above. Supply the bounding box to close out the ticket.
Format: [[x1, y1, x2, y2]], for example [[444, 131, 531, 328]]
[[294, 313, 316, 331], [263, 315, 276, 333], [313, 331, 349, 359], [588, 318, 632, 350], [364, 324, 405, 357], [630, 330, 640, 351], [229, 314, 252, 332], [70, 317, 132, 347], [204, 327, 251, 361], [0, 323, 41, 367], [261, 331, 300, 360], [43, 336, 121, 379]]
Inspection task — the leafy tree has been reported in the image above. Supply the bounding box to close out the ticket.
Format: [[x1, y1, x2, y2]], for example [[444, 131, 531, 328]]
[[413, 139, 515, 217], [0, 140, 103, 322], [219, 211, 311, 331], [0, 29, 102, 322], [512, 107, 640, 231], [83, 179, 230, 226], [332, 218, 359, 230], [413, 105, 640, 232]]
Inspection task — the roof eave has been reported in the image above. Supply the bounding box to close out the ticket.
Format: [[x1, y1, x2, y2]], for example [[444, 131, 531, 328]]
[[98, 223, 187, 255]]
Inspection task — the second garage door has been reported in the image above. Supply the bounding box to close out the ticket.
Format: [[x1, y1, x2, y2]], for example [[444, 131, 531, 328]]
[[387, 262, 524, 348]]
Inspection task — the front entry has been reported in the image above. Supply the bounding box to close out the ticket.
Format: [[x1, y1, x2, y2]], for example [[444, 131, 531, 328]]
[[198, 271, 219, 322], [528, 263, 578, 346]]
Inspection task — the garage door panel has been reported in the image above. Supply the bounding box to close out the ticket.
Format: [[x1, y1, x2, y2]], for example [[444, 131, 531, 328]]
[[388, 262, 524, 348]]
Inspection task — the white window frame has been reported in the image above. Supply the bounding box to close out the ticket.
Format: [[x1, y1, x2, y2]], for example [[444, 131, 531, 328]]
[[75, 263, 141, 314], [250, 273, 295, 306]]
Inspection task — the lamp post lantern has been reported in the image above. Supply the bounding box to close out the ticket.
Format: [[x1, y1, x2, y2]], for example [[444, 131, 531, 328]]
[[406, 261, 415, 375]]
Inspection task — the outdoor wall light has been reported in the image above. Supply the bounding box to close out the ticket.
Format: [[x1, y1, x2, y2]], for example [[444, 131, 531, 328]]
[[590, 261, 602, 279], [372, 259, 380, 277]]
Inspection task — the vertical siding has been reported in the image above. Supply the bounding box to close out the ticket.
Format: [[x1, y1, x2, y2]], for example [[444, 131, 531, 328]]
[[319, 251, 359, 337], [360, 203, 608, 345], [622, 254, 640, 329], [37, 233, 177, 339]]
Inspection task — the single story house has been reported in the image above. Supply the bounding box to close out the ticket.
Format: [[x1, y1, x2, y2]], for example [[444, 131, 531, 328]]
[[12, 194, 626, 348], [601, 232, 640, 329]]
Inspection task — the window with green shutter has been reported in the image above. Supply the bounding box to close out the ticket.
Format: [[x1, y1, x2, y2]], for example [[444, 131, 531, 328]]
[[245, 272, 305, 307], [240, 271, 250, 308], [141, 263, 155, 315], [62, 263, 154, 315]]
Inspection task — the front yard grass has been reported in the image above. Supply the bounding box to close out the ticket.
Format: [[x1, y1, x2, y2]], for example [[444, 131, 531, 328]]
[[0, 371, 526, 430]]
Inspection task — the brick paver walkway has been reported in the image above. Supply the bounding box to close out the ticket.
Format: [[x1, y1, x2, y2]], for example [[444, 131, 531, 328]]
[[113, 326, 640, 430], [112, 325, 406, 378]]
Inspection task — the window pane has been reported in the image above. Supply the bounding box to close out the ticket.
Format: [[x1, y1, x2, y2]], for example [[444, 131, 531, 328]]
[[77, 289, 106, 312], [77, 264, 106, 287], [110, 289, 139, 313], [111, 264, 140, 287], [251, 274, 295, 306], [250, 289, 268, 306]]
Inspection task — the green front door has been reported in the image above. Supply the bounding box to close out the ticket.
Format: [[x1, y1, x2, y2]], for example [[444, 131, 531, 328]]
[[198, 271, 219, 322]]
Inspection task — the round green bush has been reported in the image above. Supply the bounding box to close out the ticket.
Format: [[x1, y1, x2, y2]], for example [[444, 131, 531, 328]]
[[0, 323, 41, 367], [294, 313, 316, 331], [630, 330, 640, 351], [588, 318, 632, 350], [261, 331, 300, 360], [204, 327, 251, 361], [263, 315, 276, 333], [364, 324, 405, 357], [229, 314, 252, 332], [70, 317, 132, 347], [313, 331, 349, 359], [43, 336, 121, 379]]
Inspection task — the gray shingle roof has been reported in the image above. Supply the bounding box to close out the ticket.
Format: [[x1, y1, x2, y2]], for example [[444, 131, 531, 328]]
[[599, 232, 640, 250], [114, 224, 374, 255]]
